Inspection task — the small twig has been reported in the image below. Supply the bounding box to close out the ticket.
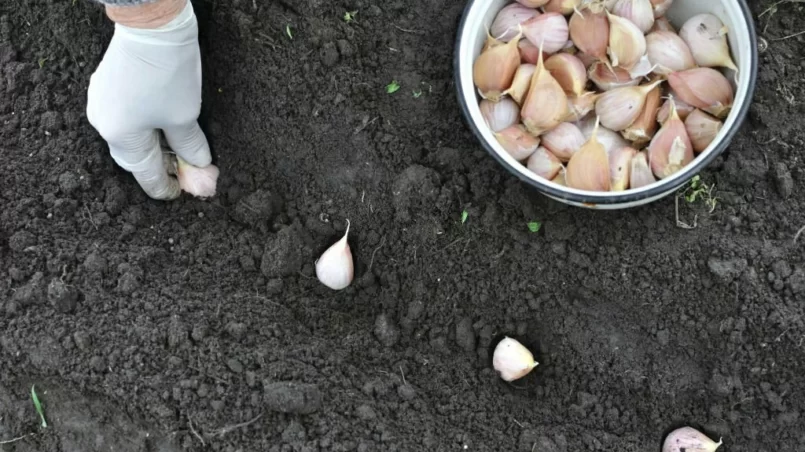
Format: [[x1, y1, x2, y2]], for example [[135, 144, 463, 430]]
[[84, 205, 98, 231], [394, 25, 425, 35], [772, 29, 805, 41], [512, 418, 524, 428], [353, 116, 378, 135], [188, 416, 205, 446], [0, 433, 33, 445], [208, 413, 264, 437], [399, 365, 407, 385], [368, 236, 387, 271], [794, 225, 805, 243]]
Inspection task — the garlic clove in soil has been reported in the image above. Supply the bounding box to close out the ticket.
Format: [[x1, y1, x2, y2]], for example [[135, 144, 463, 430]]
[[648, 98, 694, 179], [621, 83, 661, 146], [526, 147, 564, 180], [491, 3, 541, 42], [679, 13, 738, 72], [685, 109, 723, 153], [662, 427, 723, 452], [646, 31, 696, 75], [504, 64, 537, 105], [588, 61, 640, 92], [569, 5, 610, 63], [657, 95, 694, 124], [667, 68, 734, 118], [520, 40, 568, 136], [566, 117, 611, 191], [473, 30, 523, 102], [176, 156, 219, 198], [609, 146, 637, 191], [496, 125, 541, 161], [543, 0, 582, 15], [595, 80, 664, 132], [650, 0, 673, 18], [629, 151, 657, 189], [612, 0, 654, 34], [315, 221, 354, 290], [492, 337, 538, 382], [522, 12, 571, 55], [544, 53, 587, 97], [480, 98, 521, 132], [541, 121, 586, 162], [606, 10, 647, 70]]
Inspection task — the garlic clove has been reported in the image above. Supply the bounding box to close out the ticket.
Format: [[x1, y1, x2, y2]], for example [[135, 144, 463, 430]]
[[612, 0, 655, 34], [588, 61, 640, 91], [176, 156, 220, 198], [685, 109, 723, 153], [491, 4, 541, 42], [542, 121, 586, 161], [564, 91, 601, 122], [629, 151, 657, 189], [566, 117, 611, 191], [543, 0, 582, 15], [575, 51, 598, 69], [473, 30, 523, 102], [526, 146, 564, 180], [609, 146, 637, 191], [518, 39, 541, 65], [577, 115, 630, 155], [569, 6, 610, 62], [545, 53, 587, 97], [552, 169, 567, 186], [521, 41, 569, 135], [315, 220, 354, 290], [480, 98, 521, 132], [679, 13, 738, 72], [493, 337, 538, 382], [496, 125, 541, 161], [648, 98, 694, 179], [621, 84, 661, 146], [649, 0, 673, 18], [516, 0, 550, 7], [626, 54, 657, 80], [607, 10, 647, 70], [650, 16, 676, 33], [595, 80, 663, 131], [657, 96, 694, 124], [504, 64, 537, 105], [646, 31, 696, 75], [522, 12, 570, 55], [662, 427, 723, 452], [668, 68, 734, 118]]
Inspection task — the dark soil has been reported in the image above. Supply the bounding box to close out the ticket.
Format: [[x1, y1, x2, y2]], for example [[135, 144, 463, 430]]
[[2, 0, 805, 450]]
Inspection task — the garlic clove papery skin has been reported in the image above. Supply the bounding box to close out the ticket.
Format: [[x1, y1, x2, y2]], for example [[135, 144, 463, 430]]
[[607, 11, 647, 70], [612, 0, 655, 34], [526, 147, 564, 180], [516, 0, 550, 7], [685, 109, 723, 153], [569, 6, 610, 62], [491, 3, 541, 42], [650, 16, 676, 33], [541, 122, 586, 162], [662, 427, 723, 452], [650, 0, 673, 18], [566, 117, 612, 191], [595, 80, 663, 132], [504, 64, 537, 105], [552, 169, 568, 186], [629, 151, 657, 189], [496, 125, 541, 161], [176, 156, 220, 198], [589, 62, 640, 91], [609, 146, 637, 191], [493, 337, 539, 382], [473, 31, 523, 102], [622, 84, 661, 146], [480, 98, 521, 132], [564, 91, 600, 122], [577, 115, 630, 155], [521, 42, 569, 136], [545, 53, 587, 97], [522, 13, 570, 55], [657, 96, 694, 124], [668, 68, 734, 118], [679, 13, 738, 72], [543, 0, 582, 15], [646, 31, 696, 75], [648, 99, 694, 179], [315, 221, 354, 290]]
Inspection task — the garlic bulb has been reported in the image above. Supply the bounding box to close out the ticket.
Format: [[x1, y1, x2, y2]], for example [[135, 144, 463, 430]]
[[480, 98, 521, 132], [668, 68, 734, 118], [609, 146, 637, 191], [491, 3, 540, 42], [543, 0, 581, 15], [566, 117, 611, 191], [569, 6, 610, 62], [685, 109, 723, 152], [595, 80, 663, 132], [622, 84, 661, 145], [612, 0, 654, 34], [607, 10, 646, 70], [629, 151, 656, 189], [496, 125, 541, 161], [545, 53, 587, 96], [679, 14, 738, 72], [589, 62, 640, 91], [648, 98, 694, 179], [316, 221, 354, 290], [650, 0, 673, 18], [492, 337, 538, 382], [522, 12, 570, 55], [657, 96, 694, 124], [473, 32, 522, 101], [662, 427, 722, 452], [646, 31, 695, 75], [504, 64, 537, 105], [520, 41, 568, 135], [176, 156, 219, 198], [541, 122, 586, 161], [527, 147, 564, 180]]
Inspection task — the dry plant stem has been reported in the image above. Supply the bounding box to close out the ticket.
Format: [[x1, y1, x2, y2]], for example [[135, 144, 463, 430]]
[[794, 225, 805, 243], [0, 434, 34, 445], [188, 416, 205, 445], [209, 413, 264, 437]]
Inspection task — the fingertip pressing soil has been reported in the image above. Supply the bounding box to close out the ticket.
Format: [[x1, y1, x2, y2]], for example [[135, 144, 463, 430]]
[[2, 0, 805, 451]]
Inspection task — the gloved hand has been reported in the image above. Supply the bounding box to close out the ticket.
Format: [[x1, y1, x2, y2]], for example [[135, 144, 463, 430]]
[[87, 0, 211, 200]]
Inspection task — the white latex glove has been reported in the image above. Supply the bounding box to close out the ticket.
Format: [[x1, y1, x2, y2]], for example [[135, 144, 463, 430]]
[[87, 0, 211, 200]]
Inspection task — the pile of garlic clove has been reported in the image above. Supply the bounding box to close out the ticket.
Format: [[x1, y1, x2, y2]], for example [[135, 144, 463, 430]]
[[474, 0, 736, 192]]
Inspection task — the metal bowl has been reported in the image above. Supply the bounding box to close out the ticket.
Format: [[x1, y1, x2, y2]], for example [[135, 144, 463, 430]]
[[454, 0, 758, 209]]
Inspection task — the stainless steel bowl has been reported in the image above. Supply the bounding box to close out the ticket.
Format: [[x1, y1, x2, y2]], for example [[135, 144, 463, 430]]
[[455, 0, 758, 209]]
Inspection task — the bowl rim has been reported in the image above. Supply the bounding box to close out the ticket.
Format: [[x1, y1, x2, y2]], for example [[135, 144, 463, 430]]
[[453, 0, 759, 206]]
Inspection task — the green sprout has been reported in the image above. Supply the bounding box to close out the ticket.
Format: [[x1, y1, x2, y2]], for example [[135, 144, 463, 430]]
[[461, 210, 469, 224], [37, 57, 48, 69], [386, 80, 401, 94], [31, 385, 47, 428], [285, 25, 293, 39], [527, 221, 541, 233], [684, 175, 718, 212], [343, 11, 358, 22], [412, 89, 423, 98]]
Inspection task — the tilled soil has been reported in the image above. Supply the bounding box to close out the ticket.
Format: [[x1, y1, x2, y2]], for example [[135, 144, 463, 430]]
[[1, 0, 805, 451]]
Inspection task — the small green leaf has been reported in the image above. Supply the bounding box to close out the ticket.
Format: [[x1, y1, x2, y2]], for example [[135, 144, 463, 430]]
[[386, 80, 401, 94], [412, 89, 423, 98], [285, 25, 293, 39], [527, 221, 541, 233], [461, 210, 469, 224], [31, 385, 47, 428], [343, 11, 358, 22], [37, 57, 48, 69]]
